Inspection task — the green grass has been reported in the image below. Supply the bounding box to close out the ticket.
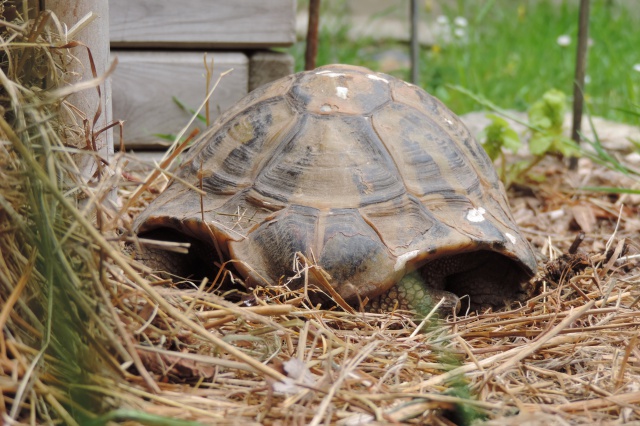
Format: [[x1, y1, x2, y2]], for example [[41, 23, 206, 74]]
[[289, 0, 640, 125]]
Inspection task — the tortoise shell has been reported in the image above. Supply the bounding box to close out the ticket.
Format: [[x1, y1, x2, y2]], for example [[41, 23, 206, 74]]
[[134, 64, 537, 310]]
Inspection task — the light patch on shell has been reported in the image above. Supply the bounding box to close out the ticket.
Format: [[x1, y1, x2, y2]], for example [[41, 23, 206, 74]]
[[505, 232, 517, 244], [394, 249, 420, 272], [336, 86, 349, 99], [444, 118, 454, 126], [320, 104, 332, 112], [466, 207, 486, 223], [315, 70, 345, 78], [367, 74, 389, 83]]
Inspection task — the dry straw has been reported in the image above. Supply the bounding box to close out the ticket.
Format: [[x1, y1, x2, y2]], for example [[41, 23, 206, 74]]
[[1, 6, 639, 426]]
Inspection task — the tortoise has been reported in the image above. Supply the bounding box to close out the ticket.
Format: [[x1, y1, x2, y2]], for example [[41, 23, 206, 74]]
[[134, 64, 537, 314]]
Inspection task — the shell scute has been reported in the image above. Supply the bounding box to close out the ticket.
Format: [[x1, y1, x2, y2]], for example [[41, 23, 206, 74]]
[[372, 103, 477, 199], [318, 208, 397, 298], [290, 65, 391, 116], [230, 204, 318, 285], [253, 115, 406, 209], [193, 99, 299, 195], [359, 194, 436, 255]]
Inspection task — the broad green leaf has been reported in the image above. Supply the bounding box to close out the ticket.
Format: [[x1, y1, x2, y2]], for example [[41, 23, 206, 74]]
[[529, 134, 553, 155], [502, 128, 521, 151]]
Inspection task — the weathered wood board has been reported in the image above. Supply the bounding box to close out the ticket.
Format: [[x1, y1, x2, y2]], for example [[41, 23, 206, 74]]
[[249, 51, 295, 92], [122, 151, 170, 174], [111, 51, 248, 150], [109, 0, 296, 48]]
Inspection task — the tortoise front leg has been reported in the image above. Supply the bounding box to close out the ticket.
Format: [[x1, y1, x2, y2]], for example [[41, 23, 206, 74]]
[[367, 270, 461, 317]]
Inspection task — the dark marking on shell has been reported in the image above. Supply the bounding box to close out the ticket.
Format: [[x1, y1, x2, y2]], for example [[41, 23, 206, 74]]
[[319, 209, 388, 282], [251, 204, 319, 280]]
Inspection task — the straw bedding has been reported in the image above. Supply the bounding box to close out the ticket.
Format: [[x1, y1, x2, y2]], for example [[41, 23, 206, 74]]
[[1, 8, 639, 426]]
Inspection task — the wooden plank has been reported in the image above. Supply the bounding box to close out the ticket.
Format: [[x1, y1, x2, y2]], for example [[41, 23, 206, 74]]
[[111, 51, 248, 150], [109, 0, 296, 48], [249, 51, 294, 92], [122, 151, 168, 174]]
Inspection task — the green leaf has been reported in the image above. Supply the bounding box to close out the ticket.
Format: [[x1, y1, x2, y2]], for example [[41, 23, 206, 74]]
[[502, 128, 521, 151], [88, 409, 204, 426], [172, 96, 207, 124], [527, 89, 568, 156], [483, 142, 500, 161], [435, 85, 451, 102], [480, 113, 521, 160], [152, 133, 177, 142], [530, 115, 552, 129], [529, 134, 553, 155], [554, 137, 579, 157], [485, 113, 508, 126], [579, 186, 640, 194], [612, 106, 640, 118]]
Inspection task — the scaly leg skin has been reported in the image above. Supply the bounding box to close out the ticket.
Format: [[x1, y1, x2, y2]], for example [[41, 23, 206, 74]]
[[367, 253, 484, 317], [134, 242, 189, 278], [368, 251, 527, 318], [367, 270, 460, 318]]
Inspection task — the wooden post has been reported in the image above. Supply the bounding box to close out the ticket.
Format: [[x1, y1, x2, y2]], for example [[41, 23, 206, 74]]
[[569, 0, 590, 170], [305, 0, 320, 71], [45, 0, 114, 192], [410, 0, 420, 85]]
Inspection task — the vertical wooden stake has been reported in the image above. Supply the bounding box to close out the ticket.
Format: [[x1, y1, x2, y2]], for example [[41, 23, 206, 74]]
[[305, 0, 321, 71], [569, 0, 590, 170], [45, 0, 114, 192], [410, 0, 420, 85]]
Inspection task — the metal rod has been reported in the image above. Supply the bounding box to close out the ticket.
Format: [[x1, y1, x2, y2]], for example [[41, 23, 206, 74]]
[[410, 0, 420, 84], [569, 0, 590, 170], [305, 0, 321, 71]]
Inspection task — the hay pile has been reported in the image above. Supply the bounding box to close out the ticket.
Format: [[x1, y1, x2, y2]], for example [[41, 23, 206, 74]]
[[2, 7, 639, 426]]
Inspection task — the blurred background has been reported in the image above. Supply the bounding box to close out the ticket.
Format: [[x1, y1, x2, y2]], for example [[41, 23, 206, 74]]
[[288, 0, 640, 126]]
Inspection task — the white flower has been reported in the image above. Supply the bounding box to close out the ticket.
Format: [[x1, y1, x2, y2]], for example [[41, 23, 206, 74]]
[[454, 16, 468, 27], [454, 27, 466, 38], [633, 64, 640, 72], [584, 75, 591, 84], [557, 35, 571, 47], [436, 15, 449, 25]]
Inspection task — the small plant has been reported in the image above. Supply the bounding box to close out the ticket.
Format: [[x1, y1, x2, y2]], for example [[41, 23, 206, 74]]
[[453, 86, 590, 186], [479, 113, 521, 181], [153, 96, 207, 142], [528, 88, 577, 157], [438, 352, 487, 425]]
